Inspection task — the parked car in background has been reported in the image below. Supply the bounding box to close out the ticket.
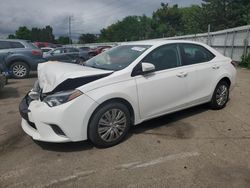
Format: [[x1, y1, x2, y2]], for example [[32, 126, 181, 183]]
[[33, 42, 61, 49], [43, 47, 89, 64], [0, 39, 45, 78], [79, 46, 91, 52], [19, 40, 236, 147], [41, 47, 54, 53], [88, 45, 112, 57]]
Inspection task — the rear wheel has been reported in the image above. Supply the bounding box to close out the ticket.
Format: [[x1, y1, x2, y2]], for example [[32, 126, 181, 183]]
[[210, 81, 229, 110], [11, 62, 29, 79], [88, 102, 131, 148]]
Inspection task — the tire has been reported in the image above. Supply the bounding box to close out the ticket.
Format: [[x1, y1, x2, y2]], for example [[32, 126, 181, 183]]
[[210, 81, 229, 110], [88, 102, 131, 148], [10, 62, 30, 79]]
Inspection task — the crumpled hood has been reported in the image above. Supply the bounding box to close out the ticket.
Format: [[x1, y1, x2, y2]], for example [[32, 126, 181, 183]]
[[38, 61, 113, 93]]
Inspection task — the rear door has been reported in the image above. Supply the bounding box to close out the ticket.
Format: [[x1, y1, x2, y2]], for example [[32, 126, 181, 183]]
[[179, 43, 217, 104], [0, 41, 16, 72], [134, 44, 189, 119], [65, 48, 80, 63], [48, 49, 65, 61]]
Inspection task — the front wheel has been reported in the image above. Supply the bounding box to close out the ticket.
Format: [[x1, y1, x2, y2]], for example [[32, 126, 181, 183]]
[[88, 102, 131, 148], [210, 81, 229, 110], [10, 62, 29, 79]]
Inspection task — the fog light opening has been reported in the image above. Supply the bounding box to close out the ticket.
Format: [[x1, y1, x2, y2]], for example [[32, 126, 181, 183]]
[[50, 124, 66, 136]]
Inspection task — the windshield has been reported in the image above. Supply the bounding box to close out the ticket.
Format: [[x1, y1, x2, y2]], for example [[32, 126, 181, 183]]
[[84, 45, 151, 71]]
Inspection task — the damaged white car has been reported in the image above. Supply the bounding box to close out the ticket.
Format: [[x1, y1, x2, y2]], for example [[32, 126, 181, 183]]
[[19, 40, 236, 147]]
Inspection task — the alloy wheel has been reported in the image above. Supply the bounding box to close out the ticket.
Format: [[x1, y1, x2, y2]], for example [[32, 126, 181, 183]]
[[98, 109, 127, 142], [12, 64, 27, 78], [216, 85, 228, 106]]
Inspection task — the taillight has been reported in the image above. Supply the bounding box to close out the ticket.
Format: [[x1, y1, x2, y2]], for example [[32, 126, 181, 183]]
[[32, 50, 42, 56], [231, 61, 237, 67]]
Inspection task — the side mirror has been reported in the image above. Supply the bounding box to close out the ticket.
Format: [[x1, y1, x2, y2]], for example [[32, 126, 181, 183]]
[[141, 62, 155, 74]]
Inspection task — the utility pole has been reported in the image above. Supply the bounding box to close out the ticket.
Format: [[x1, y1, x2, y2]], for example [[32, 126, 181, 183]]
[[207, 24, 211, 46], [68, 16, 72, 45]]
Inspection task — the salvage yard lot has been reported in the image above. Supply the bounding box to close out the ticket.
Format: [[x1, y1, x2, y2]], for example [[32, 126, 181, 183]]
[[0, 69, 250, 188]]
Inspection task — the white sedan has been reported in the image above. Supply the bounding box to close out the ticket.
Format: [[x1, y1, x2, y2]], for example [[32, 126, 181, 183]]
[[19, 40, 236, 147]]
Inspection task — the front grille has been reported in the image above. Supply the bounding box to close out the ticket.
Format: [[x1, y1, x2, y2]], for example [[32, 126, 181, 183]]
[[20, 94, 37, 130], [50, 124, 66, 136]]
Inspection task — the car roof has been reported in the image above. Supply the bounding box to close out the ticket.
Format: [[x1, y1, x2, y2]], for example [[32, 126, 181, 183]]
[[0, 39, 29, 43], [123, 39, 206, 47], [54, 47, 77, 50]]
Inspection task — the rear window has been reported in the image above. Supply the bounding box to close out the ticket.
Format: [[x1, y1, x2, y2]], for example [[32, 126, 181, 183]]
[[67, 48, 79, 53], [0, 41, 11, 49], [27, 42, 39, 49], [180, 43, 215, 65], [10, 42, 25, 48], [0, 41, 26, 49]]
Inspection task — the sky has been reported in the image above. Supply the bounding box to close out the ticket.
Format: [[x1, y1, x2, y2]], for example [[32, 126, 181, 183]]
[[0, 0, 202, 39]]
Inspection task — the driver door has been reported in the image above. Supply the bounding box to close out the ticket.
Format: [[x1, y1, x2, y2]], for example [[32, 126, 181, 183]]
[[134, 44, 189, 120]]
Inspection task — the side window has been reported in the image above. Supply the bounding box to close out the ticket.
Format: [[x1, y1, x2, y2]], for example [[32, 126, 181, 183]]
[[53, 49, 62, 54], [10, 42, 25, 49], [142, 44, 180, 71], [180, 44, 215, 66], [67, 48, 79, 53], [0, 41, 11, 49]]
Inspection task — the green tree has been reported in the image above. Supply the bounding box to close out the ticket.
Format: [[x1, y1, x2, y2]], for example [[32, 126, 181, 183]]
[[79, 33, 97, 43], [57, 36, 71, 45], [180, 5, 206, 34], [201, 0, 250, 31], [152, 3, 183, 37], [11, 25, 55, 42], [8, 34, 16, 39], [15, 26, 31, 40], [99, 15, 153, 42]]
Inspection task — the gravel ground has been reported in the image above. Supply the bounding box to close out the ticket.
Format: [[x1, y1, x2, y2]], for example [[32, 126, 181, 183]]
[[0, 69, 250, 188]]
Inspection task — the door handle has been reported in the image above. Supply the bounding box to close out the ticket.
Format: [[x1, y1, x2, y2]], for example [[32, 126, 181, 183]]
[[212, 65, 220, 70], [176, 72, 188, 78]]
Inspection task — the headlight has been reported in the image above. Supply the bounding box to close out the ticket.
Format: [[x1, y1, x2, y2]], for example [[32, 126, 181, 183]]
[[43, 90, 83, 107], [28, 80, 41, 100], [32, 80, 40, 92]]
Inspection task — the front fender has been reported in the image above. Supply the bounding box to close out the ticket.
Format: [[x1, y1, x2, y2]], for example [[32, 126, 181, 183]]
[[84, 79, 141, 125]]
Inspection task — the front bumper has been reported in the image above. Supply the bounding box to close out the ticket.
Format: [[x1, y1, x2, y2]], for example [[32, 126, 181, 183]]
[[19, 92, 98, 143]]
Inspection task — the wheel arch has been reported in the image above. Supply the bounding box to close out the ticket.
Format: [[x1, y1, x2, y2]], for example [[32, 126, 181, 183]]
[[209, 75, 232, 102], [8, 59, 30, 69], [219, 77, 231, 87], [87, 97, 135, 138]]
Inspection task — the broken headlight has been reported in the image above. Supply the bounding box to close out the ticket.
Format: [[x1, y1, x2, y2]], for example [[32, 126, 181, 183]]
[[43, 90, 83, 107]]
